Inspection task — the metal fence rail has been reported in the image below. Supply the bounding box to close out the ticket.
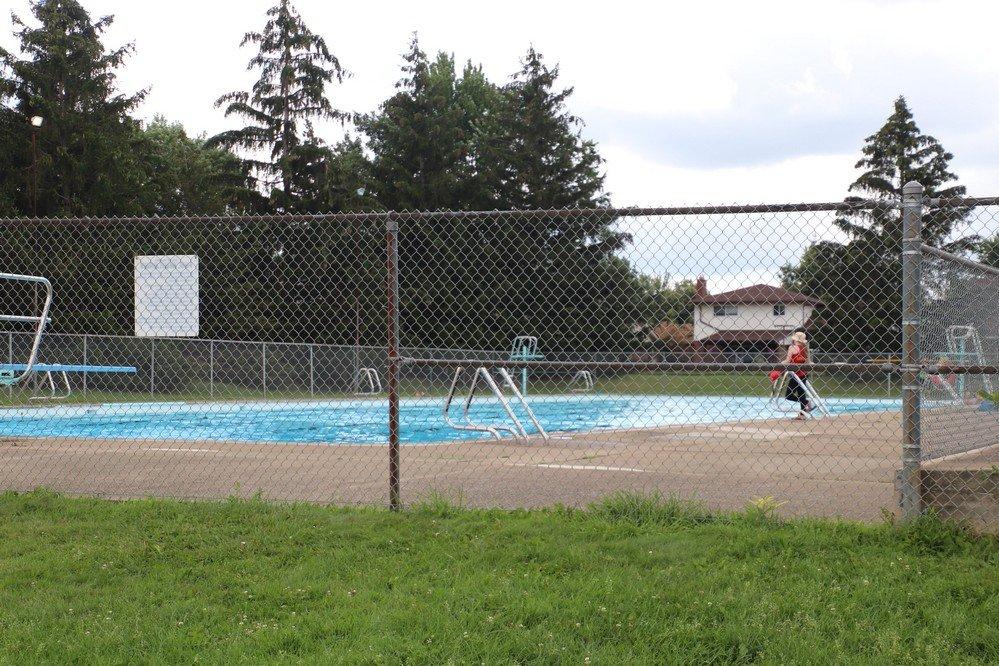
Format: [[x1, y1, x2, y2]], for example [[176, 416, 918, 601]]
[[0, 189, 995, 528]]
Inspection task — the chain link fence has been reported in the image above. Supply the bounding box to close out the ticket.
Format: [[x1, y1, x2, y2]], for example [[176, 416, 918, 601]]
[[0, 190, 996, 528]]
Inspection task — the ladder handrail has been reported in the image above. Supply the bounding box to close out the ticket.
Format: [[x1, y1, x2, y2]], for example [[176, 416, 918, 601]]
[[770, 371, 830, 417], [0, 272, 53, 387], [462, 368, 519, 438], [354, 367, 383, 395], [477, 368, 528, 438], [442, 366, 549, 441], [497, 367, 550, 440], [570, 370, 595, 392], [442, 366, 506, 440]]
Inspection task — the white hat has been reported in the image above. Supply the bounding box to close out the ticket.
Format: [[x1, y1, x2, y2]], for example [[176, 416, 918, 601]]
[[791, 331, 807, 344]]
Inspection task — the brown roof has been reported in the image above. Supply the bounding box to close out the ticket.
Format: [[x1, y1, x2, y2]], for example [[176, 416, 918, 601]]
[[694, 284, 823, 306]]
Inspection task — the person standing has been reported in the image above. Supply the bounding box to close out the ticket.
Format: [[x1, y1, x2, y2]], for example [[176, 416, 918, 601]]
[[785, 331, 814, 419]]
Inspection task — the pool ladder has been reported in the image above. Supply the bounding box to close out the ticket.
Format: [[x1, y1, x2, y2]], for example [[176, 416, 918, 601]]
[[443, 367, 550, 441], [768, 371, 831, 417]]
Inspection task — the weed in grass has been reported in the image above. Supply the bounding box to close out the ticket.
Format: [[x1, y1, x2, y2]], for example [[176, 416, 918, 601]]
[[409, 490, 467, 517], [586, 491, 715, 526], [743, 495, 786, 524]]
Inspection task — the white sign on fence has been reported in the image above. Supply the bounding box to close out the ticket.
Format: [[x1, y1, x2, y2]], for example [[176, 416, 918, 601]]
[[134, 255, 200, 337]]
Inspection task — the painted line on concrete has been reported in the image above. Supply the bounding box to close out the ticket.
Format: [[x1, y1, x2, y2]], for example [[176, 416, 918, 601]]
[[511, 463, 647, 473], [142, 447, 224, 453]]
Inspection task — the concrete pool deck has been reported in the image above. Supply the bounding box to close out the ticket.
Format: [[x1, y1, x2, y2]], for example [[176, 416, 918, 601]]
[[0, 409, 994, 523]]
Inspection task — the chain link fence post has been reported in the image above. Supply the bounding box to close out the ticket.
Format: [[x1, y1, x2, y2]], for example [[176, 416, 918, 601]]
[[386, 212, 402, 510], [900, 180, 924, 520]]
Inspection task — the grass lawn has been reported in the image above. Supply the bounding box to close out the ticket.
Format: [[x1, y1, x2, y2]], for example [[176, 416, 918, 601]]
[[5, 371, 895, 406], [0, 492, 995, 664]]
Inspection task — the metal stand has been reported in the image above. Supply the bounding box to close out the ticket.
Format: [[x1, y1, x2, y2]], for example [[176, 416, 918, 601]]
[[443, 366, 549, 441]]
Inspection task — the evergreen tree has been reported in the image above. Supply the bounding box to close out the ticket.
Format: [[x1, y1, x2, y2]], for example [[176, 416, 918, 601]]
[[208, 0, 348, 208], [784, 96, 972, 352], [0, 0, 146, 216], [836, 96, 970, 250], [360, 36, 496, 211], [979, 235, 999, 268], [496, 48, 606, 211]]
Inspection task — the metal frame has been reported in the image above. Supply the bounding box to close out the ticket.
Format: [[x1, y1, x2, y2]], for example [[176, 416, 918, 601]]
[[354, 367, 383, 395], [945, 325, 993, 395], [769, 371, 831, 417], [0, 272, 53, 387], [569, 370, 595, 392], [442, 366, 550, 442]]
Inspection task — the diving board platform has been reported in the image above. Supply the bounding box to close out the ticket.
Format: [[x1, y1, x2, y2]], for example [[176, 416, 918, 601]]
[[1, 364, 137, 401], [1, 364, 137, 374]]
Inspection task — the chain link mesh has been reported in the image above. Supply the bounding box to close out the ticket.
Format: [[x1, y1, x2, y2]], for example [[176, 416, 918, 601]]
[[0, 197, 995, 528]]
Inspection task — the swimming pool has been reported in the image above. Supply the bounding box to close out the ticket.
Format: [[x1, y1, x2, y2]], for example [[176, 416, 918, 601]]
[[0, 394, 899, 445]]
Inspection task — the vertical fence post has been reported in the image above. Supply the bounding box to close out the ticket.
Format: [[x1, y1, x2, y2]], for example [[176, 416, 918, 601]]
[[386, 213, 402, 511], [900, 180, 924, 521], [82, 334, 89, 398], [209, 340, 215, 398], [262, 342, 267, 398], [309, 344, 315, 398], [7, 332, 12, 400], [150, 338, 156, 397]]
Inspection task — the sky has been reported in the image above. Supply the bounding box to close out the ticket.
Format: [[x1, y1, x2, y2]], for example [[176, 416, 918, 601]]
[[4, 0, 999, 287]]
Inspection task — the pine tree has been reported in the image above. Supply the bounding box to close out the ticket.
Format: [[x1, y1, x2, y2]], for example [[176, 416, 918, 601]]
[[785, 97, 972, 352], [497, 48, 606, 211], [0, 0, 146, 216], [208, 0, 348, 208], [360, 35, 482, 211], [836, 96, 969, 250]]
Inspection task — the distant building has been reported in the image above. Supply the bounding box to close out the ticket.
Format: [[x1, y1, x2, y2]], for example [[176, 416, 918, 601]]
[[691, 277, 822, 362]]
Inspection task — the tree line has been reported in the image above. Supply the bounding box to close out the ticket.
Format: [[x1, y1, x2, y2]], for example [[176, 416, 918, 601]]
[[0, 0, 992, 354]]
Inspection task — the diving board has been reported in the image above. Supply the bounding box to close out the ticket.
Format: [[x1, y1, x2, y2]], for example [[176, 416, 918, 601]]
[[1, 364, 137, 374], [1, 364, 138, 401]]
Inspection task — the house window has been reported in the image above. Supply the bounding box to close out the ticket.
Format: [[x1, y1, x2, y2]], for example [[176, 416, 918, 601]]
[[713, 305, 739, 317], [773, 304, 786, 316]]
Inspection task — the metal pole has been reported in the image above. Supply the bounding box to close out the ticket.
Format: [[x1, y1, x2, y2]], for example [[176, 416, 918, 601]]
[[150, 338, 156, 397], [82, 334, 88, 398], [309, 344, 315, 398], [209, 340, 215, 398], [262, 342, 267, 398], [900, 180, 924, 520], [7, 332, 12, 400], [30, 129, 38, 217], [386, 213, 401, 510]]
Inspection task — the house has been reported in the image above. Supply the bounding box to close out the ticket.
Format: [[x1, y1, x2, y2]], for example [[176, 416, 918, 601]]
[[691, 277, 822, 362]]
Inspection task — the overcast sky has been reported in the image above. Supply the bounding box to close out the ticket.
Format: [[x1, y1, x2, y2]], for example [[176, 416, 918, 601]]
[[4, 0, 998, 286]]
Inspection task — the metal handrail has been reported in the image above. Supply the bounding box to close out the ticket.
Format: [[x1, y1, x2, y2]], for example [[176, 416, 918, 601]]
[[769, 371, 831, 418], [442, 366, 549, 441], [443, 367, 507, 440], [354, 367, 383, 395], [496, 368, 549, 440], [0, 272, 52, 386], [569, 370, 595, 392]]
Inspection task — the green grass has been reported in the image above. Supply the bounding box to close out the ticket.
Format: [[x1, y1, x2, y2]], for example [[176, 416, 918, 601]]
[[0, 492, 995, 664], [5, 372, 895, 406], [590, 371, 895, 398]]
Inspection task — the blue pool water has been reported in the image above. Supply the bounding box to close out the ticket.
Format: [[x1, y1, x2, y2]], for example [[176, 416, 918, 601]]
[[0, 395, 900, 445]]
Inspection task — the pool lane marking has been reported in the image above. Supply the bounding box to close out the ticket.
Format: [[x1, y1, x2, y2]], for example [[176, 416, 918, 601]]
[[511, 463, 647, 473]]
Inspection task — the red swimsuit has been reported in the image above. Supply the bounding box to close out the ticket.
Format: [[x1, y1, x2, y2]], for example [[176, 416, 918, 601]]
[[789, 345, 807, 378]]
